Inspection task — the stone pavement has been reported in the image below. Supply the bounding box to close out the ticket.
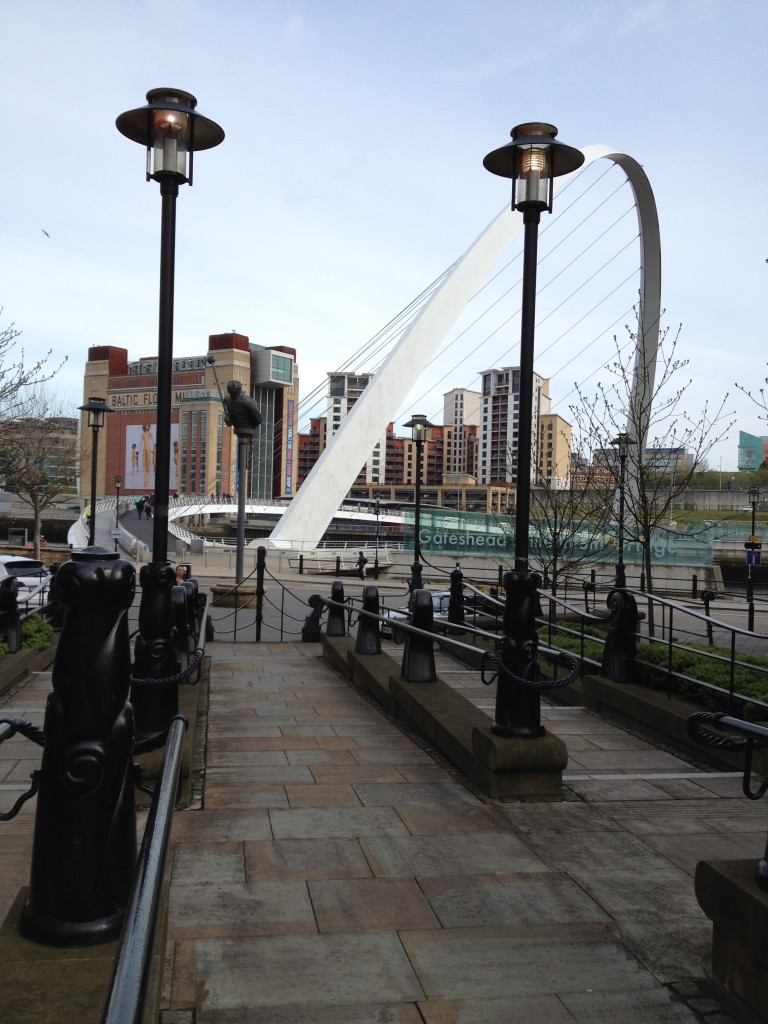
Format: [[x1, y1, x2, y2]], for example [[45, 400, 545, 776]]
[[2, 640, 767, 1023]]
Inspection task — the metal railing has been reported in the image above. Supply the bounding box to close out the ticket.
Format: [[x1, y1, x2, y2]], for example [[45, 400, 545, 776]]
[[101, 714, 188, 1024]]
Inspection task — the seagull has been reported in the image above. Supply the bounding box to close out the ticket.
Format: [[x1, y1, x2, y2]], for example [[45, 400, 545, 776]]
[[41, 229, 50, 237]]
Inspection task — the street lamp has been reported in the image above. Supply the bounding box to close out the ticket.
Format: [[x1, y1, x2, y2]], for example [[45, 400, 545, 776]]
[[79, 398, 112, 546], [611, 432, 636, 589], [117, 89, 224, 745], [403, 414, 435, 592], [114, 474, 122, 551], [747, 486, 761, 631], [484, 122, 583, 738]]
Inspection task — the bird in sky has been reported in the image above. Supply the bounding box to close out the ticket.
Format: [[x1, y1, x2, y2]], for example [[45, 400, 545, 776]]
[[41, 229, 50, 237]]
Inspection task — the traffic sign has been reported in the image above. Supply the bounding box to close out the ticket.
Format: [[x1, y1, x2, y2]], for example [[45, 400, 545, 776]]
[[748, 550, 762, 566]]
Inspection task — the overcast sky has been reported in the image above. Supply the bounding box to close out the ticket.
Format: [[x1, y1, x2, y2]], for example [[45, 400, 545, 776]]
[[2, 0, 766, 474]]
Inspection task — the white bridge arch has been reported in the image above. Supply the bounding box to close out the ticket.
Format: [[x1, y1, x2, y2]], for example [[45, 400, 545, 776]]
[[267, 145, 661, 551]]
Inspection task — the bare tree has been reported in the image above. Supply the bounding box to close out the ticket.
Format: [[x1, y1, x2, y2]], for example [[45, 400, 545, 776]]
[[572, 313, 734, 631], [0, 388, 78, 556], [0, 310, 66, 412]]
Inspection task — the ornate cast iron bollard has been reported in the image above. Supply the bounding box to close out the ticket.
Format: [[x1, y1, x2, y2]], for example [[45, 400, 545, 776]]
[[494, 568, 544, 738], [600, 589, 639, 683], [0, 575, 21, 653], [132, 560, 178, 751], [448, 566, 465, 628], [401, 588, 436, 682], [20, 547, 137, 946], [355, 585, 381, 655], [326, 580, 347, 637], [302, 594, 324, 642]]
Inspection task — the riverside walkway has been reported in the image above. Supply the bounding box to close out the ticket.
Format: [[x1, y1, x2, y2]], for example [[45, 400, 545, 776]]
[[1, 630, 766, 1022]]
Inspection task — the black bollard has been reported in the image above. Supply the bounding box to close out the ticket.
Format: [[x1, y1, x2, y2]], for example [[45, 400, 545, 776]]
[[493, 568, 544, 738], [401, 588, 436, 682], [326, 580, 347, 637], [48, 561, 66, 630], [600, 589, 639, 683], [448, 566, 465, 628], [0, 576, 21, 653], [302, 594, 324, 642], [20, 547, 137, 946], [132, 560, 178, 751], [355, 585, 381, 655], [409, 561, 423, 600]]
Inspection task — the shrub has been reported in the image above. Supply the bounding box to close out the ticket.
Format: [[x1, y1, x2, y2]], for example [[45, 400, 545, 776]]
[[0, 637, 8, 660], [21, 617, 54, 653]]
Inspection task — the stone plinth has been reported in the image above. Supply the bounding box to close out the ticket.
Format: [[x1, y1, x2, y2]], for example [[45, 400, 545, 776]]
[[695, 858, 768, 1024]]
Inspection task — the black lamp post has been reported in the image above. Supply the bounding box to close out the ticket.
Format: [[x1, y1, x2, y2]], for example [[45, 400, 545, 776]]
[[748, 486, 760, 631], [79, 398, 112, 546], [114, 474, 122, 551], [117, 89, 224, 745], [611, 432, 636, 589], [484, 122, 583, 738], [404, 414, 435, 591]]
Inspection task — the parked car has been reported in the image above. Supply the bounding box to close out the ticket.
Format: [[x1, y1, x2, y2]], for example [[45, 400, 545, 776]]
[[0, 555, 51, 605]]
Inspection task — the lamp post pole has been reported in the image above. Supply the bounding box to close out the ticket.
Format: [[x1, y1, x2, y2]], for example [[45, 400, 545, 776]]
[[117, 89, 224, 747], [611, 432, 636, 589], [404, 414, 434, 593], [79, 398, 111, 547], [748, 486, 760, 631], [484, 123, 583, 738], [374, 498, 380, 580], [114, 475, 122, 552]]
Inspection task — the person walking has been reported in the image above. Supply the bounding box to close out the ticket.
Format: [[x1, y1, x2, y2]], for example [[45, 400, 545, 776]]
[[356, 551, 368, 580]]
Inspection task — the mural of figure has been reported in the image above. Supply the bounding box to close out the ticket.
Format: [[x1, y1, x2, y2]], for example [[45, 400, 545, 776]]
[[131, 443, 139, 476], [141, 425, 153, 487], [223, 380, 262, 437]]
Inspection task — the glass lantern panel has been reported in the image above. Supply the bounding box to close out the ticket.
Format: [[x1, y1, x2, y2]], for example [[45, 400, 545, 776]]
[[151, 110, 190, 178], [515, 144, 551, 207]]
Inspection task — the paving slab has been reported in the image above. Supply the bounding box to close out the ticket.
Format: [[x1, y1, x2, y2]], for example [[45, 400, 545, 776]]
[[1, 637, 758, 1023]]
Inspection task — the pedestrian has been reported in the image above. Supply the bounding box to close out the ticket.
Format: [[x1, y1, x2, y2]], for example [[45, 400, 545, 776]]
[[144, 496, 153, 519], [356, 551, 368, 580], [135, 496, 144, 519]]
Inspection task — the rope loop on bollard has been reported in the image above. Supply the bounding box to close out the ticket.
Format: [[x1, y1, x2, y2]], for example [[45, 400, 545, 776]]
[[130, 647, 205, 688], [0, 769, 40, 821], [0, 716, 46, 747], [480, 649, 499, 687]]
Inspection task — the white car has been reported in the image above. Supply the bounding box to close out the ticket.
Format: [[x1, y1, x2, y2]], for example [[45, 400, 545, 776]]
[[0, 555, 51, 605]]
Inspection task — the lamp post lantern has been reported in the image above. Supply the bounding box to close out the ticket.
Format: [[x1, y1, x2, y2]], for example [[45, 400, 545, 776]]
[[484, 122, 583, 737], [117, 89, 224, 746], [79, 398, 112, 547], [610, 432, 636, 589], [404, 414, 435, 592], [114, 475, 122, 551]]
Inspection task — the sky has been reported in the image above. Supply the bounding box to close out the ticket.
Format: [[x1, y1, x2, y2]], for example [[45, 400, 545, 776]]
[[1, 0, 766, 475]]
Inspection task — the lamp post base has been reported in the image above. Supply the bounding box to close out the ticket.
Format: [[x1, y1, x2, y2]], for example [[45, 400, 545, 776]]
[[493, 568, 544, 739]]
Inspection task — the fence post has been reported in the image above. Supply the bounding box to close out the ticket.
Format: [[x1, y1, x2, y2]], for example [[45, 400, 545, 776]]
[[355, 585, 381, 655], [255, 546, 266, 642], [335, 556, 341, 578], [20, 548, 137, 945], [401, 589, 436, 682], [326, 580, 347, 636], [298, 554, 304, 575]]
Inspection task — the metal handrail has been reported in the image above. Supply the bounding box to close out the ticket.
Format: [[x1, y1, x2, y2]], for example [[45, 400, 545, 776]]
[[101, 714, 188, 1024]]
